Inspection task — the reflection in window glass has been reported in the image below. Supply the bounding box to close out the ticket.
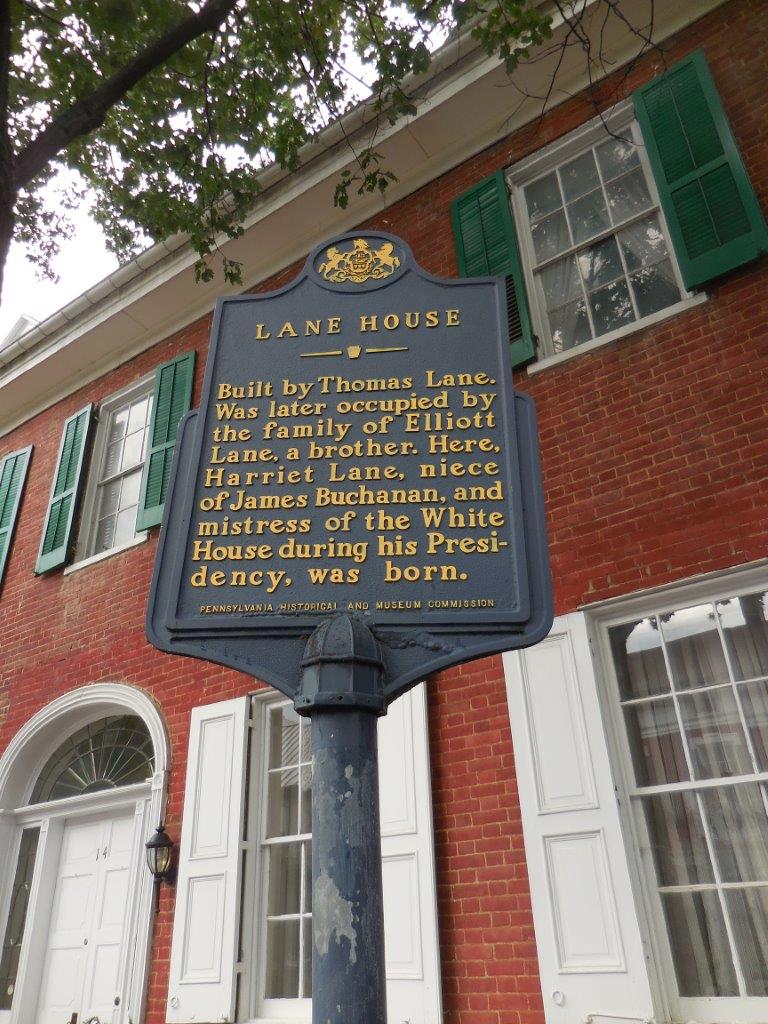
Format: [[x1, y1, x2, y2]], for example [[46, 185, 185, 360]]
[[610, 587, 768, 1002], [0, 829, 39, 1010], [263, 703, 312, 1000], [89, 385, 153, 558], [660, 604, 729, 690], [521, 125, 682, 356], [623, 698, 688, 786], [610, 617, 669, 700], [662, 891, 738, 997], [719, 593, 768, 680]]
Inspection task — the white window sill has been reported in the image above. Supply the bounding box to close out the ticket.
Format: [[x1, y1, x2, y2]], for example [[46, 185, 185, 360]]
[[526, 291, 708, 375], [63, 532, 149, 576]]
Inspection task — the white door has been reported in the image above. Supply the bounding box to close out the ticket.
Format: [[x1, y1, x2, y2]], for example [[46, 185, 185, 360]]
[[37, 811, 135, 1024]]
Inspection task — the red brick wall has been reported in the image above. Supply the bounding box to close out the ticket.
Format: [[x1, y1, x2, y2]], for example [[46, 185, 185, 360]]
[[1, 3, 766, 1023]]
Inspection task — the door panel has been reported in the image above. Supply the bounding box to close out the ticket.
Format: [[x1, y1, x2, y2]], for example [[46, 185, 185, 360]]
[[37, 819, 101, 1024], [36, 811, 136, 1024]]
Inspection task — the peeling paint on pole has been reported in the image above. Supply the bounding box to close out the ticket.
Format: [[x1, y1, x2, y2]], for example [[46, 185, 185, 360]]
[[314, 871, 357, 964]]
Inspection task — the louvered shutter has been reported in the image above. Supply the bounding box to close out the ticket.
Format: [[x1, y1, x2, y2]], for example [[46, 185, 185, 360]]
[[451, 170, 536, 368], [35, 406, 92, 574], [634, 50, 768, 289], [0, 446, 32, 589], [136, 351, 195, 531]]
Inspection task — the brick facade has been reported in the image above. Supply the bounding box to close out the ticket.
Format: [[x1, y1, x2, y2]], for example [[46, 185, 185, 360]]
[[1, 3, 766, 1023]]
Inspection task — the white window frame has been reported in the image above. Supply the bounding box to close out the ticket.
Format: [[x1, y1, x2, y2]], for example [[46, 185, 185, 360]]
[[587, 559, 768, 1024], [72, 374, 153, 566], [238, 691, 312, 1024], [506, 99, 707, 374]]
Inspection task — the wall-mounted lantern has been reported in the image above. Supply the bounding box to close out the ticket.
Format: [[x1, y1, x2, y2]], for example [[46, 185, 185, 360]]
[[145, 823, 175, 912]]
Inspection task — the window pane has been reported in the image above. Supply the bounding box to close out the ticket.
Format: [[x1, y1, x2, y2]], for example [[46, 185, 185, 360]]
[[524, 172, 562, 221], [300, 717, 312, 764], [589, 279, 635, 335], [548, 299, 591, 353], [269, 705, 301, 770], [120, 468, 142, 511], [620, 215, 671, 272], [267, 768, 299, 838], [300, 765, 312, 835], [531, 209, 570, 261], [724, 887, 768, 995], [103, 439, 123, 479], [660, 604, 730, 690], [643, 791, 713, 886], [702, 784, 768, 883], [0, 829, 40, 1010], [719, 593, 768, 680], [595, 136, 641, 181], [610, 617, 670, 700], [630, 260, 681, 319], [624, 698, 688, 786], [94, 515, 116, 554], [107, 407, 128, 445], [97, 479, 121, 520], [127, 396, 150, 435], [678, 687, 752, 780], [567, 189, 611, 245], [121, 429, 144, 472], [265, 919, 300, 998], [741, 681, 768, 771], [578, 236, 624, 292], [540, 256, 582, 309], [114, 507, 137, 548], [301, 918, 313, 998], [605, 167, 652, 222], [661, 891, 738, 997], [303, 842, 312, 913], [268, 843, 302, 916], [560, 150, 600, 201]]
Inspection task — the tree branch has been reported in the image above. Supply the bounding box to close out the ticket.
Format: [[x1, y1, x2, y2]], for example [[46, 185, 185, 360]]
[[13, 0, 238, 190]]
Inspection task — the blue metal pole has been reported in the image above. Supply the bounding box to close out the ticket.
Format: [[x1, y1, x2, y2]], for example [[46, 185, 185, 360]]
[[295, 615, 388, 1024], [310, 709, 386, 1024]]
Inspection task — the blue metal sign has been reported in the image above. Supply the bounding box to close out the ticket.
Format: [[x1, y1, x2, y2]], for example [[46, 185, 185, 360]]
[[147, 232, 552, 700]]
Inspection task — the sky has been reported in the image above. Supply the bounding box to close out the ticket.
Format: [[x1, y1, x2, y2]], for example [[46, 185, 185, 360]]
[[0, 208, 118, 344]]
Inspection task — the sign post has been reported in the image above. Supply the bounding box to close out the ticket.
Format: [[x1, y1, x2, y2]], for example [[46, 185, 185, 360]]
[[147, 232, 552, 1022]]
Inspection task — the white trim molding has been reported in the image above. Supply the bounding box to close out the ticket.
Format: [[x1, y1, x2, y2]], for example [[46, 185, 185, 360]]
[[0, 682, 169, 1024]]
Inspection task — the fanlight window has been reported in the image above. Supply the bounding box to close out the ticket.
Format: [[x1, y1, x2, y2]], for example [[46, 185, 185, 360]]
[[30, 715, 154, 803]]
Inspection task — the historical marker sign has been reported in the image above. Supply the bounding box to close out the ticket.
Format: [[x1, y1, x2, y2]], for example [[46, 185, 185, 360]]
[[147, 232, 552, 700]]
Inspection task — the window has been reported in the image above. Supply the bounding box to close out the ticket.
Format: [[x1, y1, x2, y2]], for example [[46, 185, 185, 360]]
[[78, 378, 153, 559], [601, 577, 768, 1021], [168, 689, 441, 1024], [511, 119, 687, 357], [30, 715, 154, 803], [451, 52, 768, 371], [35, 350, 195, 574], [239, 698, 313, 1020]]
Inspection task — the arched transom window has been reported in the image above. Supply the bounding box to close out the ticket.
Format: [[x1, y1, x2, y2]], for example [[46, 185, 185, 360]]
[[30, 714, 155, 804]]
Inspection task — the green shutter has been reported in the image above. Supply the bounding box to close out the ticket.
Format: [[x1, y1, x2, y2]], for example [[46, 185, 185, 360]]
[[451, 170, 536, 368], [0, 445, 32, 590], [137, 351, 196, 531], [634, 50, 768, 289], [35, 406, 93, 574]]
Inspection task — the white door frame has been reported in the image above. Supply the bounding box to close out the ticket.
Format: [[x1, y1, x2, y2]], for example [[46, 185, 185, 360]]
[[0, 684, 169, 1024]]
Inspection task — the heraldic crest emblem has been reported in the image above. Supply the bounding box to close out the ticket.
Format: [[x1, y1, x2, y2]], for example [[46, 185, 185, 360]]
[[318, 237, 401, 284]]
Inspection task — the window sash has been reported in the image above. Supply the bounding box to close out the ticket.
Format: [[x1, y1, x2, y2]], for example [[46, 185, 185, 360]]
[[76, 377, 153, 561], [596, 577, 768, 1010], [510, 114, 691, 359]]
